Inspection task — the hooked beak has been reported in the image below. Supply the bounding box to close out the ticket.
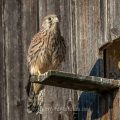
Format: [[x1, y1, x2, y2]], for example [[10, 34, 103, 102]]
[[54, 17, 59, 23]]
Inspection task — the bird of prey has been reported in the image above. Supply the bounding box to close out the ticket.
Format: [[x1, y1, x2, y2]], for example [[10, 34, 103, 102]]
[[27, 14, 66, 113]]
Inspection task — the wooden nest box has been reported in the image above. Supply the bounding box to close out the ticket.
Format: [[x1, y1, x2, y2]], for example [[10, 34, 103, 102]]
[[100, 38, 120, 79]]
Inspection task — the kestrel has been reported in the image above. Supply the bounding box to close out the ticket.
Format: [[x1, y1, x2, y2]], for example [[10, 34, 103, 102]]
[[27, 14, 66, 113]]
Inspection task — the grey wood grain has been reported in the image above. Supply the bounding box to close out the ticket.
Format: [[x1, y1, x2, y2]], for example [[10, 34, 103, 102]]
[[1, 0, 120, 120], [0, 0, 7, 120]]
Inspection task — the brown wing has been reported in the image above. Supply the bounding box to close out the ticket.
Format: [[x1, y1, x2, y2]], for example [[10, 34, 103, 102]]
[[27, 30, 53, 74], [51, 36, 66, 69], [27, 31, 47, 65]]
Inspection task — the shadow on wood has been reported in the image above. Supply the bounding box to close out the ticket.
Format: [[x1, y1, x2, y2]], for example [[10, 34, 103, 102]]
[[74, 59, 119, 120]]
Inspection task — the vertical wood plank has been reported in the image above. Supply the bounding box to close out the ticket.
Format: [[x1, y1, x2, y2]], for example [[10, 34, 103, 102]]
[[22, 0, 40, 119], [110, 0, 120, 40], [75, 0, 101, 119], [0, 0, 7, 120], [4, 0, 22, 119], [3, 0, 40, 120]]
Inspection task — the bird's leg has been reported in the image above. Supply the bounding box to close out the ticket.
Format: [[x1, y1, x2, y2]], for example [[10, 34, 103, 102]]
[[27, 70, 42, 113], [33, 70, 42, 95], [37, 70, 41, 81], [35, 70, 45, 114], [31, 70, 45, 114]]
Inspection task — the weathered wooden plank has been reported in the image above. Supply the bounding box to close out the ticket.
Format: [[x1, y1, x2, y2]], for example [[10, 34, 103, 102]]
[[99, 0, 120, 47], [22, 0, 40, 120], [110, 0, 120, 41], [0, 0, 7, 120], [4, 1, 22, 120], [4, 0, 40, 120], [31, 70, 119, 92], [75, 0, 103, 119], [99, 0, 120, 50]]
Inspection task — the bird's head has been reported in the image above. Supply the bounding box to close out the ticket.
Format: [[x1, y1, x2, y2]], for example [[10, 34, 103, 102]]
[[41, 14, 59, 31]]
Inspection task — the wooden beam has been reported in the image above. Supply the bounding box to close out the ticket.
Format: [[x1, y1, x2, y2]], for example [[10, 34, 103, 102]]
[[30, 70, 120, 92]]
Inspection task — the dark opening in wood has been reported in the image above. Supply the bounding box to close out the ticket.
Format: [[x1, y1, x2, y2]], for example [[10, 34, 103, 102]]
[[103, 49, 107, 78]]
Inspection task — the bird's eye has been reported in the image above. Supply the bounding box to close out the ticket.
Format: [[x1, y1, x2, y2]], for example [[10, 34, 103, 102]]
[[48, 17, 51, 21]]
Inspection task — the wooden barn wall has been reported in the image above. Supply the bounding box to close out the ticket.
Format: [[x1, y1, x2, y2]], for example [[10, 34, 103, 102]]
[[0, 0, 120, 120]]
